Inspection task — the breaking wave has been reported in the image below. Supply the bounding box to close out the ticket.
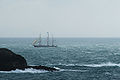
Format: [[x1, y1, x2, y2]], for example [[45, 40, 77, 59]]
[[60, 69, 88, 72], [49, 62, 120, 67], [1, 62, 120, 73], [0, 68, 48, 73], [82, 62, 120, 67]]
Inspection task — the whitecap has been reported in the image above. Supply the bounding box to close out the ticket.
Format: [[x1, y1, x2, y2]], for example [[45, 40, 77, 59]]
[[60, 69, 88, 72], [83, 62, 120, 67], [49, 62, 120, 67], [0, 68, 48, 73], [53, 67, 60, 70]]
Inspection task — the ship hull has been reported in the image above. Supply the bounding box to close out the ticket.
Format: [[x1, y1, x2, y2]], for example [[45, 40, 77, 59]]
[[33, 45, 57, 47]]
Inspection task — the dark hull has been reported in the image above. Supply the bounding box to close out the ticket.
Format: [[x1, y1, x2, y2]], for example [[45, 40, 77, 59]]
[[33, 45, 57, 47]]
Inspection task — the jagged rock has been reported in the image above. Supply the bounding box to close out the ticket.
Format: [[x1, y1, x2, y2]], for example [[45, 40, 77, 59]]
[[0, 48, 58, 71]]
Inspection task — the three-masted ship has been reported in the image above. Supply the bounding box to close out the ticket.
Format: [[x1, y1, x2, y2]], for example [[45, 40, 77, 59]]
[[32, 32, 57, 47]]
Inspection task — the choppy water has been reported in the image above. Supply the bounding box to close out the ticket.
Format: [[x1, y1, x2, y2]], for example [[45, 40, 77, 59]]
[[1, 38, 120, 80]]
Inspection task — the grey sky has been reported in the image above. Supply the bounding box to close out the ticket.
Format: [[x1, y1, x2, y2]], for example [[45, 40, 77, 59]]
[[0, 0, 120, 37]]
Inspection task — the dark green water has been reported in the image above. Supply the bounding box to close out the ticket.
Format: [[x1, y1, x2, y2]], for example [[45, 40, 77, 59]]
[[0, 38, 120, 80]]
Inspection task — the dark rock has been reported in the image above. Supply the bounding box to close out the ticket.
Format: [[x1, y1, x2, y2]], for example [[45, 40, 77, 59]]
[[0, 48, 58, 71], [26, 66, 58, 71], [0, 48, 27, 71]]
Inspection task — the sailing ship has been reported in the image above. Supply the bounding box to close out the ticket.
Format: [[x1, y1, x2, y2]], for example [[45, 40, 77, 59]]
[[32, 32, 57, 47]]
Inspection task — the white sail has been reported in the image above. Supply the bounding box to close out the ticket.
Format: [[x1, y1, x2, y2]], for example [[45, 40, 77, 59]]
[[33, 32, 57, 47], [32, 40, 37, 45]]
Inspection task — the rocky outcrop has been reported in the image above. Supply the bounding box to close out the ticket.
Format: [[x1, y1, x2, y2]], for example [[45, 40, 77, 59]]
[[0, 48, 58, 71], [0, 48, 27, 71], [26, 65, 57, 71]]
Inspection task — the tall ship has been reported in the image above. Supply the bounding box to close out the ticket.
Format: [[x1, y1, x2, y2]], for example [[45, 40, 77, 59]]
[[32, 32, 57, 47]]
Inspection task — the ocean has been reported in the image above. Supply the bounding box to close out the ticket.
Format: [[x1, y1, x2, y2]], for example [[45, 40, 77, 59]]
[[0, 38, 120, 80]]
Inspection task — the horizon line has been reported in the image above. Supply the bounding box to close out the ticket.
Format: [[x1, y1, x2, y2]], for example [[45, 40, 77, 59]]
[[1, 37, 120, 38]]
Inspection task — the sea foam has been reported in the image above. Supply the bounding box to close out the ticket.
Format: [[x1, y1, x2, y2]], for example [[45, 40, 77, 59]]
[[83, 62, 120, 67], [0, 68, 48, 73], [49, 62, 120, 67]]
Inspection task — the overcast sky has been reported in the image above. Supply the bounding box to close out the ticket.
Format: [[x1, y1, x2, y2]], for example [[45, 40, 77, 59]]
[[0, 0, 120, 37]]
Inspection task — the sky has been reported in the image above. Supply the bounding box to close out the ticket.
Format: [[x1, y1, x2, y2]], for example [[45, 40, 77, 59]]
[[0, 0, 120, 38]]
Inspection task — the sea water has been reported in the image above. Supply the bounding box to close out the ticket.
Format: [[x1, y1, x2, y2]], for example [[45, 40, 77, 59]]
[[0, 38, 120, 80]]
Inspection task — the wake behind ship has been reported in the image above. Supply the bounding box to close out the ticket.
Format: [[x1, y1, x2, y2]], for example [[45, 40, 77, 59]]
[[32, 32, 57, 47]]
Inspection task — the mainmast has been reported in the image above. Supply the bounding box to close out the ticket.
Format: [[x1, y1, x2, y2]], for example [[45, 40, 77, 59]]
[[38, 34, 41, 45], [47, 32, 49, 46]]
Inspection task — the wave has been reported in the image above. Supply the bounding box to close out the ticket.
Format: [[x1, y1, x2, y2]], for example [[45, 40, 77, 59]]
[[49, 62, 120, 67], [0, 66, 61, 74], [0, 68, 87, 73], [83, 62, 120, 67], [60, 69, 88, 72], [1, 62, 120, 73], [0, 68, 48, 73]]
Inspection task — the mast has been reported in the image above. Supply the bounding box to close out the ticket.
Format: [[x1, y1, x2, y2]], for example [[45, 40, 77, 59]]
[[52, 35, 54, 46], [38, 34, 41, 45], [47, 32, 49, 46]]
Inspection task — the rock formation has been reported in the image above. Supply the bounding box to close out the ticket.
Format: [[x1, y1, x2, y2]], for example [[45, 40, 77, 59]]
[[0, 48, 58, 71]]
